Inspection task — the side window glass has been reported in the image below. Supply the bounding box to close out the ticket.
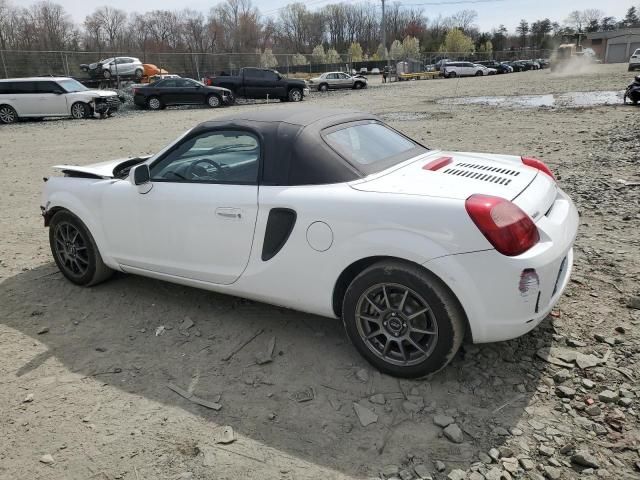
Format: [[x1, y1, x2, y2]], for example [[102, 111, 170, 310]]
[[162, 80, 177, 88], [36, 81, 58, 93], [150, 130, 260, 184], [13, 82, 36, 94], [264, 71, 278, 81]]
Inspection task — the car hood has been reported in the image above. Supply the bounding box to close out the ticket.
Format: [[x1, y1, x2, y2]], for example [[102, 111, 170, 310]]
[[84, 89, 118, 97], [350, 150, 538, 201], [53, 156, 151, 179]]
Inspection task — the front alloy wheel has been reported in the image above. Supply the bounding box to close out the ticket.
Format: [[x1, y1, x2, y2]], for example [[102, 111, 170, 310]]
[[0, 105, 17, 124], [207, 95, 221, 108], [71, 102, 89, 119], [288, 88, 302, 102], [49, 211, 112, 286]]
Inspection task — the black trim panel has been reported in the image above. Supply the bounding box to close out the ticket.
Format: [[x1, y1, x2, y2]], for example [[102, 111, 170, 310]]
[[262, 208, 297, 261]]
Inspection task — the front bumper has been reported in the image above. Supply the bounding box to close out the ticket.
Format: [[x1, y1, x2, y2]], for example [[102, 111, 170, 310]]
[[424, 188, 579, 343], [93, 96, 120, 114]]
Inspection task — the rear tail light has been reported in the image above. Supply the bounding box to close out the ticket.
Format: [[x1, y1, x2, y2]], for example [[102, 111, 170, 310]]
[[465, 194, 539, 256], [521, 156, 554, 180]]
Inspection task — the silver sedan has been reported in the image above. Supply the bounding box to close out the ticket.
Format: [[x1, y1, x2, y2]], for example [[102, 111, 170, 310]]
[[307, 72, 368, 92]]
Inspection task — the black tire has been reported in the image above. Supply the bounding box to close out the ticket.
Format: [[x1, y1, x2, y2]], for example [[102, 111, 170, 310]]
[[103, 69, 112, 79], [134, 69, 143, 80], [354, 82, 364, 89], [475, 71, 483, 76], [319, 83, 329, 92], [288, 88, 303, 102], [49, 210, 113, 287], [0, 104, 18, 124], [147, 96, 162, 110], [342, 260, 466, 378], [70, 102, 90, 119], [206, 94, 221, 108], [448, 71, 457, 78]]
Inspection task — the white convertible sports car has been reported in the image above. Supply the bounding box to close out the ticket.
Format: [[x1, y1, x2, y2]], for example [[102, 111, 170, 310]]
[[41, 109, 578, 377]]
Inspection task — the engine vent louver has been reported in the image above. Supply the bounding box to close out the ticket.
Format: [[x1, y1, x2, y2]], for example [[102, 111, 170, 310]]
[[442, 162, 520, 186]]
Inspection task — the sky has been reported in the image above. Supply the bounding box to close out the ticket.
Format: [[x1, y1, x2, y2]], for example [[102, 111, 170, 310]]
[[19, 0, 637, 32]]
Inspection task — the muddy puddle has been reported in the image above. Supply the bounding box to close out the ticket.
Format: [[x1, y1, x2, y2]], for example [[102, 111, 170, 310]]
[[438, 90, 625, 109], [380, 111, 431, 121]]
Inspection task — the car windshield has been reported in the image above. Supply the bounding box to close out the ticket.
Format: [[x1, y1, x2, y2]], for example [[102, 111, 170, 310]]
[[57, 79, 89, 93], [323, 121, 426, 172], [100, 58, 113, 64]]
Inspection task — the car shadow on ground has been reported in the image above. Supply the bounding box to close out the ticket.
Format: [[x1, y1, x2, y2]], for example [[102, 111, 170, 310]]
[[1, 264, 554, 478]]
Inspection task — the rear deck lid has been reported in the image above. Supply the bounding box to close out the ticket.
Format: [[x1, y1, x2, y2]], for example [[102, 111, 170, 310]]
[[350, 150, 539, 201]]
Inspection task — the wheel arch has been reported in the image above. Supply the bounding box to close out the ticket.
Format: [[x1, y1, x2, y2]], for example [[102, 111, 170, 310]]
[[332, 256, 471, 341]]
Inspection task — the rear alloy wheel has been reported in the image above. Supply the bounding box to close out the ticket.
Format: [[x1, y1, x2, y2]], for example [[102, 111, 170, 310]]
[[0, 105, 18, 124], [319, 83, 328, 92], [288, 88, 303, 102], [49, 210, 113, 286], [134, 69, 143, 80], [342, 260, 466, 377], [207, 94, 221, 108], [103, 69, 112, 79], [71, 102, 89, 119], [147, 96, 162, 110]]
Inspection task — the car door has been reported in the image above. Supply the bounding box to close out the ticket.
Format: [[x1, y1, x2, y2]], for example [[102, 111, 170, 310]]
[[180, 79, 202, 103], [101, 128, 260, 285], [462, 62, 474, 76], [262, 70, 285, 98], [338, 72, 352, 88], [242, 69, 263, 98], [35, 81, 68, 115], [156, 79, 180, 105], [325, 73, 337, 89], [11, 81, 40, 116]]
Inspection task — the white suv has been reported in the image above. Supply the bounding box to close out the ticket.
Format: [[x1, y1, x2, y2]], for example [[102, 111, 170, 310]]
[[0, 77, 120, 124], [441, 61, 486, 78], [629, 49, 640, 71]]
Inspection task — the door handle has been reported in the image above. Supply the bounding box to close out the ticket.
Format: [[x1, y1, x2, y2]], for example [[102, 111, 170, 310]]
[[216, 207, 242, 219]]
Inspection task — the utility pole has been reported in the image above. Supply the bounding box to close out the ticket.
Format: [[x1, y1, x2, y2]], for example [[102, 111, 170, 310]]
[[381, 0, 387, 65]]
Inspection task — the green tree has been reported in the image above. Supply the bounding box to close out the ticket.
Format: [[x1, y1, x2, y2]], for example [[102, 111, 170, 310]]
[[326, 48, 340, 63], [312, 44, 326, 63], [622, 6, 639, 27], [376, 42, 388, 60], [259, 48, 278, 68], [348, 42, 363, 61], [478, 40, 493, 52], [402, 35, 420, 57], [441, 28, 474, 54], [389, 39, 403, 59], [291, 53, 308, 65], [516, 19, 529, 49]]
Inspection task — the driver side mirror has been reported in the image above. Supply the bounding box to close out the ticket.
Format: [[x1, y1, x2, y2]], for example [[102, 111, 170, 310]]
[[130, 164, 150, 185]]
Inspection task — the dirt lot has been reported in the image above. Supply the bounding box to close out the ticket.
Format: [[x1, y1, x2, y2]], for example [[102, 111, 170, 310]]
[[1, 63, 639, 480]]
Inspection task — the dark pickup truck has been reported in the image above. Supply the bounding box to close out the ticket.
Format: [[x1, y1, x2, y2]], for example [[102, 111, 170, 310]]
[[207, 68, 309, 102]]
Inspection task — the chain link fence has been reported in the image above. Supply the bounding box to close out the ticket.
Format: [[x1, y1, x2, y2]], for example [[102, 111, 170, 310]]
[[0, 49, 553, 80]]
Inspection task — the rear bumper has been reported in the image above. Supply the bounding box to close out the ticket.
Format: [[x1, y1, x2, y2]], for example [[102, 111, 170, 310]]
[[424, 188, 579, 343]]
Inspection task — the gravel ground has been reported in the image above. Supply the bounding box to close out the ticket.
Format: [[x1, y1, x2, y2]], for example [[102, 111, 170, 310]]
[[1, 63, 639, 480]]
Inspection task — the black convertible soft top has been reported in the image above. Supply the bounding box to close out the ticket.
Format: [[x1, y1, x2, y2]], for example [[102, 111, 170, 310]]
[[186, 108, 424, 186]]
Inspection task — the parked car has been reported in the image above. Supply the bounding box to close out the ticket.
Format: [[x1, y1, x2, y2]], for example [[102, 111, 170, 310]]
[[0, 77, 119, 124], [133, 78, 233, 110], [507, 61, 527, 72], [80, 57, 144, 80], [41, 108, 578, 377], [629, 49, 640, 71], [473, 64, 497, 76], [434, 58, 451, 71], [371, 68, 381, 75], [501, 62, 514, 73], [359, 67, 368, 74], [441, 62, 486, 78], [208, 67, 309, 102], [477, 61, 511, 74], [307, 72, 368, 91]]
